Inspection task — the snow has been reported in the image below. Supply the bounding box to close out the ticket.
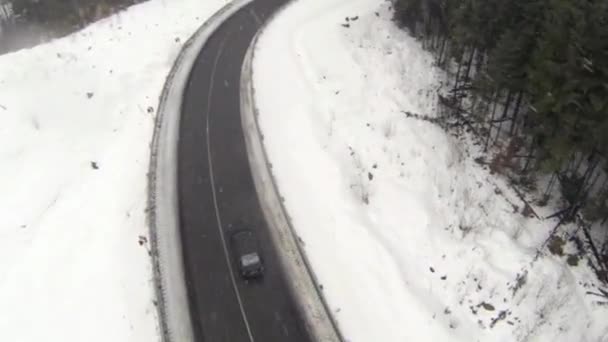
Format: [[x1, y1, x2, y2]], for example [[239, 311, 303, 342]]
[[252, 0, 608, 341], [0, 0, 227, 340]]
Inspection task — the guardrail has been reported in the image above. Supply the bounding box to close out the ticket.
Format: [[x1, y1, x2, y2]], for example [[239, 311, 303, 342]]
[[147, 1, 253, 341], [239, 7, 345, 342]]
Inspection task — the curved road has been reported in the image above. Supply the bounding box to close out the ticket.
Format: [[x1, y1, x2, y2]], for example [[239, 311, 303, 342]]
[[178, 1, 312, 341]]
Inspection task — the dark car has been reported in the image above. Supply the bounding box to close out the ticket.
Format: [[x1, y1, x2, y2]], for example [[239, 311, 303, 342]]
[[230, 229, 264, 279]]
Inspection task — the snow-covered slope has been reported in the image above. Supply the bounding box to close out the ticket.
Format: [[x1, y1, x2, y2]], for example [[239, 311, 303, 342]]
[[252, 0, 608, 341], [0, 0, 227, 341]]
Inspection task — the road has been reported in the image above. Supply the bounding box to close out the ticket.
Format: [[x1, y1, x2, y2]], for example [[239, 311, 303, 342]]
[[177, 0, 312, 341]]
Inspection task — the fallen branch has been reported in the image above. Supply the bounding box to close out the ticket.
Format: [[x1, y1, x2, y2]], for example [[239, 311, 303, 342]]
[[545, 207, 570, 220], [507, 179, 542, 220], [586, 288, 608, 299], [580, 218, 608, 283]]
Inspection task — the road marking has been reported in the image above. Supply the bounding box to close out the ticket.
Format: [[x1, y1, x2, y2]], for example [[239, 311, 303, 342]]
[[249, 8, 262, 27], [205, 30, 256, 342]]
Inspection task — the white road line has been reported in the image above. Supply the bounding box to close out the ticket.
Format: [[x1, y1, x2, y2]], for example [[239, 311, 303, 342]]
[[206, 29, 256, 342]]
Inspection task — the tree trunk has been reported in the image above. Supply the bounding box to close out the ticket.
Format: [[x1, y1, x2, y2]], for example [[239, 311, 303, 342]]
[[431, 22, 439, 51], [562, 151, 575, 175], [509, 91, 524, 136], [494, 90, 513, 146], [582, 155, 600, 190], [571, 153, 584, 176], [545, 172, 557, 197], [438, 37, 447, 65], [523, 138, 536, 172], [472, 94, 489, 131], [582, 223, 608, 281], [468, 94, 480, 130], [569, 153, 600, 215], [585, 170, 602, 196], [564, 153, 575, 176], [474, 50, 485, 78], [454, 49, 465, 88], [484, 90, 500, 151], [426, 22, 433, 50], [464, 47, 476, 84]]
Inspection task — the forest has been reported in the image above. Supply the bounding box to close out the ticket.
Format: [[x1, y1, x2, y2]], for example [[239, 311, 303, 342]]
[[1, 0, 143, 53], [11, 0, 143, 30], [391, 0, 607, 281]]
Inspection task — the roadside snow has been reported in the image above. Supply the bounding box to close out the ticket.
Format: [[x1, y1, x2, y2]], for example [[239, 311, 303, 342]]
[[0, 0, 227, 341], [253, 0, 608, 341]]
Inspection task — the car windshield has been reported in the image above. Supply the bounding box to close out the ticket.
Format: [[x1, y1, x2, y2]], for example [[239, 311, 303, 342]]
[[241, 253, 260, 268]]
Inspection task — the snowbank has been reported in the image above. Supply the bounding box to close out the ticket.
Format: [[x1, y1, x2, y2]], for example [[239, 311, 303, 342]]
[[0, 0, 227, 341], [252, 0, 608, 341]]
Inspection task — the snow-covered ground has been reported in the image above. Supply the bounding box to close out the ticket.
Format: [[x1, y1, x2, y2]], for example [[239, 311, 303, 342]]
[[0, 0, 227, 340], [253, 0, 608, 341]]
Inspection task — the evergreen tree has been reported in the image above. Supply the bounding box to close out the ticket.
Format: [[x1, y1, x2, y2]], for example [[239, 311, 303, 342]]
[[391, 0, 608, 227]]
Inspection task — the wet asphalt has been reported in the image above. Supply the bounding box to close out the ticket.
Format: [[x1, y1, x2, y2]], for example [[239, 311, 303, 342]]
[[177, 1, 312, 341]]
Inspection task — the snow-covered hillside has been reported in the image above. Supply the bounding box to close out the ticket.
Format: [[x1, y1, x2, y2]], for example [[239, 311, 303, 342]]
[[252, 0, 608, 341], [0, 0, 227, 340]]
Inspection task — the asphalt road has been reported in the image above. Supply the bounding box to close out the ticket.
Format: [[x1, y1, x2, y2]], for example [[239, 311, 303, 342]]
[[178, 1, 312, 341]]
